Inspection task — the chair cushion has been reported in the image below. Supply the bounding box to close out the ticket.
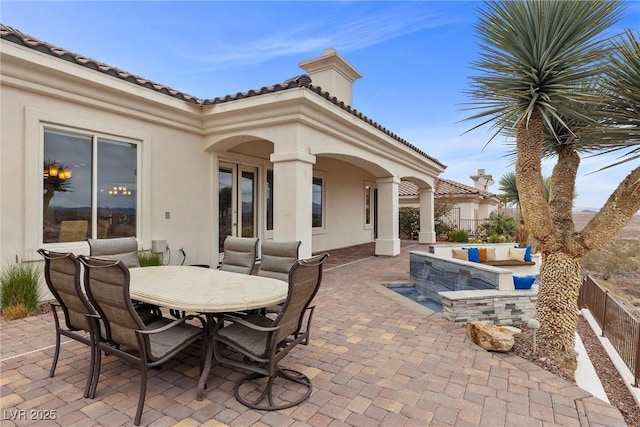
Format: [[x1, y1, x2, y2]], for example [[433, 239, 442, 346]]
[[146, 318, 204, 360], [220, 250, 255, 273], [508, 247, 527, 262], [452, 248, 468, 261], [516, 245, 533, 262], [513, 276, 536, 289], [217, 314, 272, 358], [466, 248, 480, 263]]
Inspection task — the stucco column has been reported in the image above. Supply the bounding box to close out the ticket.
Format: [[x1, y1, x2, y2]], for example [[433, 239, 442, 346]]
[[270, 151, 316, 258], [375, 176, 400, 256], [418, 187, 436, 244]]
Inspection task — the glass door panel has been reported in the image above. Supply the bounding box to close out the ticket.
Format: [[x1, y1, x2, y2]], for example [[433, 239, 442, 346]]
[[218, 166, 234, 253], [240, 169, 256, 238], [218, 164, 258, 252]]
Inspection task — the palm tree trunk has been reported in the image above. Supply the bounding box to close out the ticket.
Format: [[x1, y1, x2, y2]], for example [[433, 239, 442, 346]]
[[536, 251, 581, 371], [549, 146, 579, 242], [515, 111, 582, 369]]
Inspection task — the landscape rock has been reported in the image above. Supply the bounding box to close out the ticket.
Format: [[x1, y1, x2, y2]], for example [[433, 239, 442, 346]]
[[466, 321, 515, 352]]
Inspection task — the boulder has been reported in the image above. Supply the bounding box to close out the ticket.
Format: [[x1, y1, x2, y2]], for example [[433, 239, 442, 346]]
[[466, 321, 515, 352]]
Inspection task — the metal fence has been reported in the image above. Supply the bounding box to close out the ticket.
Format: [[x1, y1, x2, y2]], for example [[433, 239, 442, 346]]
[[579, 275, 640, 387], [437, 209, 484, 236]]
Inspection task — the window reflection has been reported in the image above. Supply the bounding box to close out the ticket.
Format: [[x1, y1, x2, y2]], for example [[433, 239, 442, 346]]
[[219, 168, 233, 252], [312, 176, 323, 228], [43, 130, 91, 243], [42, 128, 138, 243], [266, 169, 273, 231], [241, 171, 255, 238], [98, 138, 137, 238]]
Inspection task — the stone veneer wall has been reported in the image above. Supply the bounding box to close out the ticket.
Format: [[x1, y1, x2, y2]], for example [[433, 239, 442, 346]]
[[439, 289, 537, 325]]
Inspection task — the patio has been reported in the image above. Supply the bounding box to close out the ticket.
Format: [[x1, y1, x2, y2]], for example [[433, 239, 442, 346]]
[[0, 243, 627, 426]]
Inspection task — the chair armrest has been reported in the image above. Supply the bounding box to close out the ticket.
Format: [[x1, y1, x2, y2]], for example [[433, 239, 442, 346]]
[[217, 314, 281, 333], [137, 314, 206, 335]]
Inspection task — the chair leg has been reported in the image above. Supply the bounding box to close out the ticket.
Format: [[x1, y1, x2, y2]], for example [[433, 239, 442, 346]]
[[234, 368, 312, 410], [83, 343, 99, 398], [49, 307, 62, 378], [49, 331, 61, 378], [134, 364, 148, 426], [87, 349, 102, 399]]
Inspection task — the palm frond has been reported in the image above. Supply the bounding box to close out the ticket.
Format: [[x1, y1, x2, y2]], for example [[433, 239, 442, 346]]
[[464, 0, 623, 140]]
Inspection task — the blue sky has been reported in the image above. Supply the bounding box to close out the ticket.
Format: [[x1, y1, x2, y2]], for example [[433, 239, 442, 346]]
[[3, 1, 639, 209]]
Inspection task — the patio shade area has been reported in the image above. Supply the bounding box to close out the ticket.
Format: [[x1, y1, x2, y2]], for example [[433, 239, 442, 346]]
[[0, 243, 626, 426]]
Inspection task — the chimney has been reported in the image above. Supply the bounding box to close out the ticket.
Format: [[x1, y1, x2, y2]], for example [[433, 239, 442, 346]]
[[470, 169, 494, 190], [298, 48, 362, 105]]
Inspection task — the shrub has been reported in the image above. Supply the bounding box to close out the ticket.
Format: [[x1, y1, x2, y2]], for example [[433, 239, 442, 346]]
[[448, 229, 469, 243], [435, 220, 453, 238], [2, 304, 30, 321], [583, 240, 639, 281], [488, 234, 501, 243], [1, 261, 40, 318], [138, 251, 163, 267], [479, 212, 518, 242], [399, 207, 420, 240]]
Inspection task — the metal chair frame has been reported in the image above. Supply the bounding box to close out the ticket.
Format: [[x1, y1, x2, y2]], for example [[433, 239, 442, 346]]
[[37, 249, 98, 398], [79, 256, 207, 426], [213, 253, 328, 410]]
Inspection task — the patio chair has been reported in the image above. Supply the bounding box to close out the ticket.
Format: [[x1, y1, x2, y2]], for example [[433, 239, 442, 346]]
[[257, 240, 301, 282], [78, 256, 207, 426], [219, 236, 259, 274], [256, 240, 301, 315], [37, 249, 99, 398], [212, 252, 329, 410], [88, 237, 162, 319], [87, 237, 140, 268]]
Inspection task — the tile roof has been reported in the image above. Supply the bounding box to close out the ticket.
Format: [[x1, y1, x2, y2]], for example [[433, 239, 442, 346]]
[[1, 24, 445, 168], [0, 25, 203, 105], [400, 178, 498, 198]]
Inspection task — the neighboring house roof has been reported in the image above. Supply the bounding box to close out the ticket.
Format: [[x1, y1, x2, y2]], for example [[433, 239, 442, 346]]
[[1, 24, 445, 168], [400, 178, 498, 199]]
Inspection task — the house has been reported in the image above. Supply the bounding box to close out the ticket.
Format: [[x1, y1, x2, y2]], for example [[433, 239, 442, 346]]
[[1, 25, 446, 267], [400, 169, 501, 235]]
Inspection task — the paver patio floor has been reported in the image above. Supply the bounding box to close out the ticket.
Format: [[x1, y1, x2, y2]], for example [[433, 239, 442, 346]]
[[0, 242, 627, 426]]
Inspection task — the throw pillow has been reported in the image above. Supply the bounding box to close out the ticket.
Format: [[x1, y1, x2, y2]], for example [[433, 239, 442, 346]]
[[478, 247, 488, 262], [452, 248, 468, 261], [467, 247, 480, 263], [516, 245, 533, 262], [513, 275, 536, 289], [509, 247, 527, 262], [485, 247, 496, 261]]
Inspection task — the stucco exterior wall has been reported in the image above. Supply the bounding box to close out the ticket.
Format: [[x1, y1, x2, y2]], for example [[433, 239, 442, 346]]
[[0, 82, 215, 266], [312, 156, 376, 252], [2, 35, 445, 269]]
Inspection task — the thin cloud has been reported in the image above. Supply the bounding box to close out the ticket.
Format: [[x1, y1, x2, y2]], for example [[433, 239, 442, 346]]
[[180, 5, 456, 69]]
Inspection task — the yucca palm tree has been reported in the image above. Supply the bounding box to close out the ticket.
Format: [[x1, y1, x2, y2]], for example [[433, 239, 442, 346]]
[[465, 0, 640, 369], [499, 171, 551, 207]]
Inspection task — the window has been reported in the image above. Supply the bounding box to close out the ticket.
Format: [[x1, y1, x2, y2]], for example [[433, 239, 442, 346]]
[[364, 184, 372, 226], [43, 128, 138, 243], [266, 169, 274, 231], [312, 176, 324, 228]]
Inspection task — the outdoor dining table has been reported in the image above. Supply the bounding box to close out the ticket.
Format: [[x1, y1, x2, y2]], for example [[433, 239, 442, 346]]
[[128, 265, 288, 400]]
